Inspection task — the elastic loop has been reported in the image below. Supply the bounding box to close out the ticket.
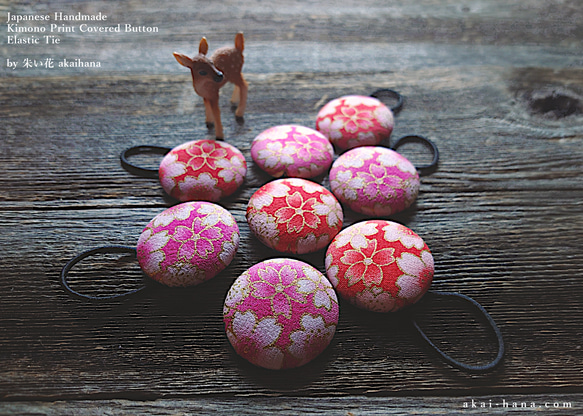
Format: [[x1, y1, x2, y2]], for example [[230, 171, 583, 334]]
[[370, 88, 404, 115], [120, 145, 171, 178], [411, 290, 505, 373], [61, 245, 146, 300], [391, 135, 439, 176]]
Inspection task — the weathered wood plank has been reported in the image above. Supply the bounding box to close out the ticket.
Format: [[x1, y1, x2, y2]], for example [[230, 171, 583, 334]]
[[0, 394, 581, 415], [1, 68, 581, 207], [0, 191, 581, 398], [1, 0, 582, 407]]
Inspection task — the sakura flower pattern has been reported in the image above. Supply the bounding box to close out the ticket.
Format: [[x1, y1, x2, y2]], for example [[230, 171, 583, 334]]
[[274, 191, 320, 233], [340, 238, 395, 287], [226, 311, 284, 370], [383, 221, 425, 250], [136, 201, 239, 287], [158, 139, 247, 202], [246, 178, 343, 254], [326, 220, 433, 312], [251, 125, 334, 178], [251, 263, 308, 319], [223, 259, 339, 369], [396, 251, 434, 303], [316, 95, 394, 150], [329, 146, 420, 216]]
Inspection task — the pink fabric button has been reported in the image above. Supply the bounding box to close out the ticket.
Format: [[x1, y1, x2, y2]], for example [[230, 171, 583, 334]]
[[136, 201, 239, 287], [325, 220, 434, 313], [158, 139, 247, 202], [329, 146, 420, 216], [246, 178, 343, 254], [250, 125, 334, 178], [316, 95, 394, 150], [223, 258, 339, 369]]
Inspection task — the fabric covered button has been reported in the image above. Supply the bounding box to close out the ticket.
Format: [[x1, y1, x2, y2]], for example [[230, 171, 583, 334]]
[[246, 178, 343, 254], [250, 125, 334, 179], [136, 201, 239, 287], [325, 220, 433, 313], [158, 139, 247, 202], [223, 258, 339, 370], [329, 146, 420, 216], [316, 95, 394, 150]]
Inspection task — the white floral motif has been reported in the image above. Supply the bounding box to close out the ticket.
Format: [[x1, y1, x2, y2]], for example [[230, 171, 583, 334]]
[[257, 141, 297, 170], [373, 104, 394, 128], [334, 147, 376, 168], [382, 223, 425, 250], [396, 251, 434, 302], [332, 221, 378, 250], [160, 153, 186, 191], [249, 182, 290, 210], [219, 231, 240, 266], [247, 211, 280, 246], [330, 170, 363, 202], [178, 172, 222, 201], [296, 232, 330, 254], [216, 155, 246, 183], [224, 271, 251, 309], [286, 178, 322, 194], [288, 314, 336, 361], [324, 253, 339, 287], [227, 310, 284, 370], [296, 265, 338, 311], [197, 202, 236, 227], [137, 228, 170, 275], [312, 194, 343, 228], [151, 203, 195, 228]]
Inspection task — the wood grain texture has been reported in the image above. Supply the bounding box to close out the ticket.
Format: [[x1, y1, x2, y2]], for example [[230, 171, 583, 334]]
[[1, 0, 582, 413], [0, 394, 581, 415]]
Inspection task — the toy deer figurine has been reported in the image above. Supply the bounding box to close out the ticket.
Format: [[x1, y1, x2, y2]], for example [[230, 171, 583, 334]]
[[173, 33, 248, 140]]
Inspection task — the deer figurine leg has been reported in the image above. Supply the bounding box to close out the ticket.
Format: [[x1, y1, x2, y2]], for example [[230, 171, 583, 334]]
[[206, 97, 224, 140], [234, 77, 248, 119], [204, 99, 215, 128], [230, 86, 240, 108]]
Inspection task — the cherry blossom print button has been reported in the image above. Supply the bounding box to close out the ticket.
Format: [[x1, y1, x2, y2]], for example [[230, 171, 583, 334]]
[[158, 139, 247, 202], [223, 258, 339, 370], [329, 146, 420, 216], [316, 95, 394, 150], [250, 125, 334, 179], [325, 220, 433, 313], [246, 178, 343, 254], [136, 201, 239, 287]]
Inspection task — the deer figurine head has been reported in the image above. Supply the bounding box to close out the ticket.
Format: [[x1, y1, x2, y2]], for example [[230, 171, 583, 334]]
[[173, 33, 248, 140]]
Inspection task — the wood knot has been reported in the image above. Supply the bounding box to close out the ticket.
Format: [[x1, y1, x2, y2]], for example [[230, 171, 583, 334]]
[[508, 68, 583, 120], [527, 90, 582, 119]]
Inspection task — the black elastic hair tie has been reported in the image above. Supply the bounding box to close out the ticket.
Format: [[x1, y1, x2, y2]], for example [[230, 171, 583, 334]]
[[120, 145, 171, 178], [60, 245, 146, 300], [410, 290, 505, 373], [370, 88, 404, 115], [391, 134, 439, 176]]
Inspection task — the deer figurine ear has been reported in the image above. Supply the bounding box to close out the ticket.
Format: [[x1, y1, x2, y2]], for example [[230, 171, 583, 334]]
[[173, 52, 193, 68], [234, 32, 244, 52], [199, 37, 209, 55]]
